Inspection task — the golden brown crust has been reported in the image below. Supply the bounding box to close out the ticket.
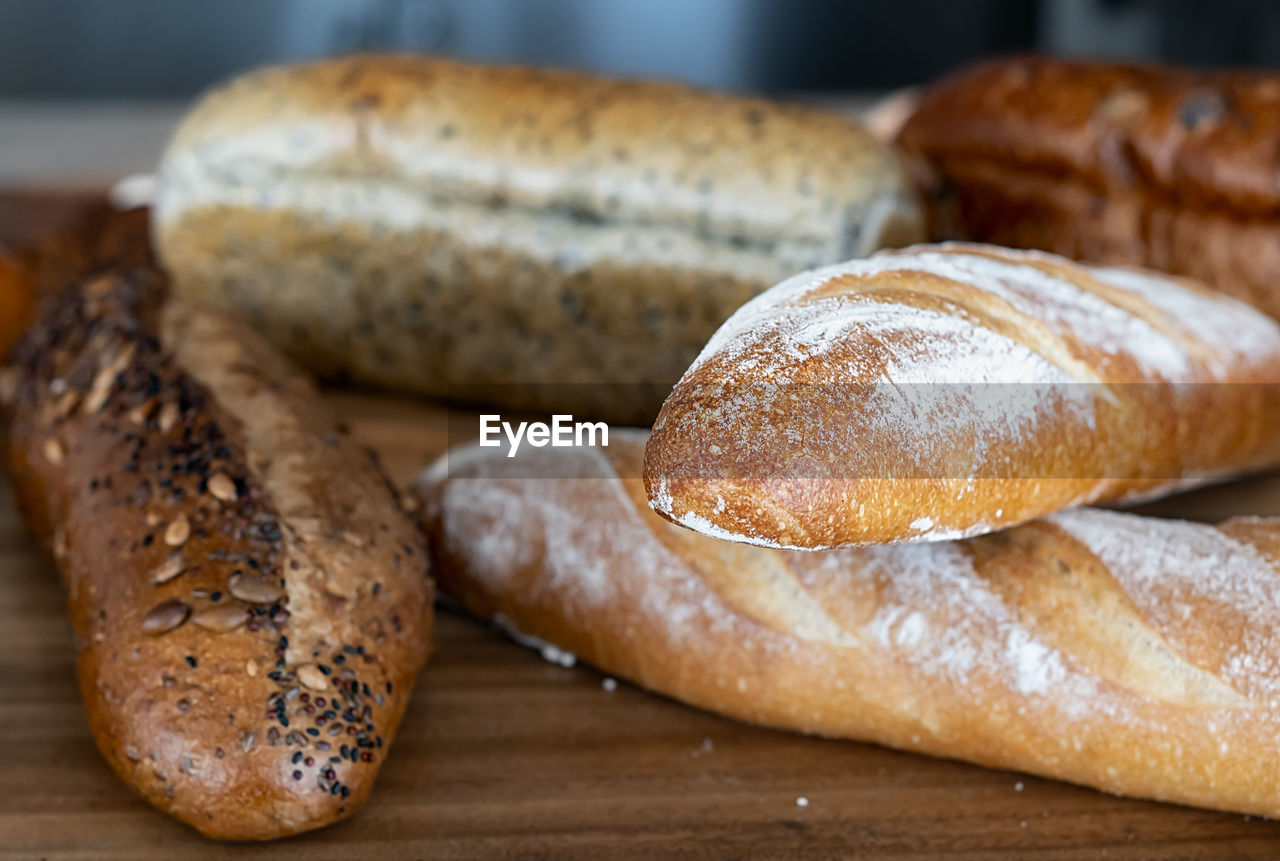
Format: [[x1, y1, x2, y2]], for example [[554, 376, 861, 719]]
[[7, 269, 432, 840], [898, 55, 1280, 318], [643, 243, 1280, 549], [420, 434, 1280, 819], [153, 54, 923, 424]]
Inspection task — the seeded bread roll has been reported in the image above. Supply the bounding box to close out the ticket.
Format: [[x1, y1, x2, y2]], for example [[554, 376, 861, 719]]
[[420, 432, 1280, 819], [897, 56, 1280, 319], [153, 55, 924, 424], [644, 243, 1280, 549], [6, 269, 433, 840]]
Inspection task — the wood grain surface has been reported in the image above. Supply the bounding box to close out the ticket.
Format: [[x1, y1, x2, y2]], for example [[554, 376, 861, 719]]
[[5, 193, 1280, 857]]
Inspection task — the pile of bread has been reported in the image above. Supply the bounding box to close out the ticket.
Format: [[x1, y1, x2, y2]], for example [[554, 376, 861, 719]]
[[5, 53, 1280, 840]]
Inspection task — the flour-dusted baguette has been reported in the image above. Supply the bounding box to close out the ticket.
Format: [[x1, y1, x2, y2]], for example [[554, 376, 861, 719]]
[[6, 269, 433, 840], [643, 242, 1280, 549], [152, 55, 924, 424], [421, 432, 1280, 819], [897, 56, 1280, 319]]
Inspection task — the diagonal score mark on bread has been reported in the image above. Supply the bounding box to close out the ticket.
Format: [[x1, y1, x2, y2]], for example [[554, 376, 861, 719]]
[[968, 518, 1250, 710], [162, 303, 378, 653], [940, 244, 1262, 378], [1050, 510, 1280, 706]]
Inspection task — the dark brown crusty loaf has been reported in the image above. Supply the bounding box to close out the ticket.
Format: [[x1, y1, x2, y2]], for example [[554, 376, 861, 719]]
[[5, 269, 433, 840], [643, 243, 1280, 549], [153, 54, 924, 424], [897, 55, 1280, 319], [420, 432, 1280, 819]]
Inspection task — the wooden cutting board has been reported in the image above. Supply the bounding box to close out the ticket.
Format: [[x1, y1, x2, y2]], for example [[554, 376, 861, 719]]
[[5, 195, 1280, 858]]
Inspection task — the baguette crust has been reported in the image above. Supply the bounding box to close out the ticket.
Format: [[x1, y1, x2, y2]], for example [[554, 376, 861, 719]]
[[153, 55, 923, 423], [898, 56, 1280, 318], [643, 243, 1280, 548], [421, 433, 1280, 819], [6, 270, 432, 840]]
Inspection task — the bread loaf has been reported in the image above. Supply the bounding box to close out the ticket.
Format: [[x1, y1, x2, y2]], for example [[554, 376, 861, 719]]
[[643, 242, 1280, 549], [153, 55, 924, 424], [6, 269, 432, 839], [420, 432, 1280, 819], [897, 56, 1280, 319]]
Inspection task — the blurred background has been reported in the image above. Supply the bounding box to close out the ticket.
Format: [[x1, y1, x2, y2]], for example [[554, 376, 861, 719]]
[[2, 0, 1278, 97], [1, 0, 1277, 184]]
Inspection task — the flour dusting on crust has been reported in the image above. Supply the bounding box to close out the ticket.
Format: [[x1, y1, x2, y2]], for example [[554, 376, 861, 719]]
[[427, 436, 743, 648], [1051, 508, 1280, 703], [806, 540, 1100, 717], [688, 243, 1271, 384], [1087, 264, 1280, 378], [650, 243, 1280, 548]]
